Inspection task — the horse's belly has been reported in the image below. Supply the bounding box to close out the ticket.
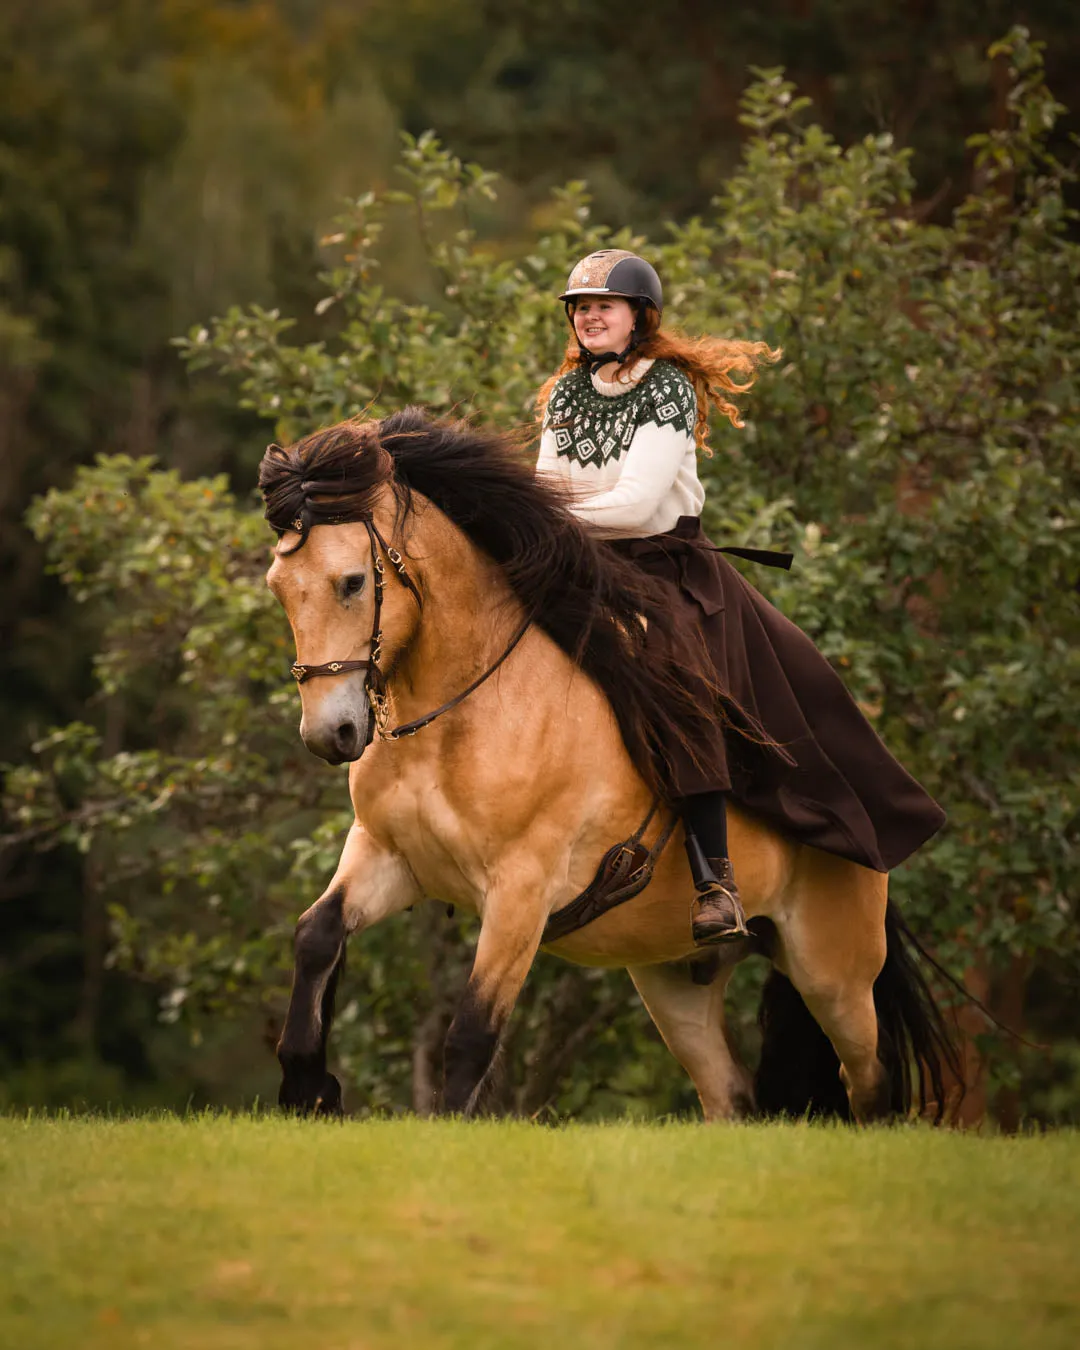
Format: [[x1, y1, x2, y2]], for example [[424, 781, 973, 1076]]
[[543, 884, 697, 967]]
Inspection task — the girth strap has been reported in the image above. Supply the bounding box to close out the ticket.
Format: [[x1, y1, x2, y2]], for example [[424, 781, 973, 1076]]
[[541, 801, 678, 945]]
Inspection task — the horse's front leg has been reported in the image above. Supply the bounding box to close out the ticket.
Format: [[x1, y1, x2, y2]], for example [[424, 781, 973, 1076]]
[[277, 823, 419, 1115], [442, 869, 550, 1116]]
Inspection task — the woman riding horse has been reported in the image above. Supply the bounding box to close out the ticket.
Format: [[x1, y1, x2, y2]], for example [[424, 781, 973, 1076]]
[[536, 249, 946, 945], [257, 254, 959, 1123]]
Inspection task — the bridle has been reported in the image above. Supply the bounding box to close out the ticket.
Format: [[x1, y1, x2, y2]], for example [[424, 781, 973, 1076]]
[[288, 517, 530, 742]]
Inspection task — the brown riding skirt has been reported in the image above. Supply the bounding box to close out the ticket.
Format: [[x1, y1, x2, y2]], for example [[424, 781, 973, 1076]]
[[608, 516, 945, 872]]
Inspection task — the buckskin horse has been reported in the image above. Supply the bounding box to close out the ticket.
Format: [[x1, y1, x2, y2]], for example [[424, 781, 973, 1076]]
[[258, 409, 957, 1122]]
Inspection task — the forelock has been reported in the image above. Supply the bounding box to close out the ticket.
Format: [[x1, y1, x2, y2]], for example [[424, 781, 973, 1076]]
[[257, 421, 392, 550]]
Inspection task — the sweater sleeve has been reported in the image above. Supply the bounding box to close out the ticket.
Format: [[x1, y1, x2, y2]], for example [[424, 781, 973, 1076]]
[[564, 420, 692, 532], [535, 424, 561, 481], [535, 374, 569, 483]]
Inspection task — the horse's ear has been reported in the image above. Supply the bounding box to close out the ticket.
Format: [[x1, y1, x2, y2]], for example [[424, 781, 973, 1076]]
[[258, 443, 287, 489], [379, 406, 431, 443]]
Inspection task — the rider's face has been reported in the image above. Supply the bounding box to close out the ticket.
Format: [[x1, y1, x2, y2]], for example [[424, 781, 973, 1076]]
[[572, 297, 636, 355]]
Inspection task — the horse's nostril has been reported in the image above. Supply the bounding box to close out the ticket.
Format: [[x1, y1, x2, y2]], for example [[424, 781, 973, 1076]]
[[334, 722, 358, 755]]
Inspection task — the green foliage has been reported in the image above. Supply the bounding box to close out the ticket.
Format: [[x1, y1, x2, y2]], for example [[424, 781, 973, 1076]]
[[330, 0, 1080, 229], [0, 0, 415, 1104], [179, 130, 586, 435], [7, 28, 1079, 1121], [7, 459, 311, 1021]]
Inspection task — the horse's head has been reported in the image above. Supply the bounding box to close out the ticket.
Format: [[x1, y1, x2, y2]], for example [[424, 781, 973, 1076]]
[[259, 421, 419, 765], [266, 519, 384, 762]]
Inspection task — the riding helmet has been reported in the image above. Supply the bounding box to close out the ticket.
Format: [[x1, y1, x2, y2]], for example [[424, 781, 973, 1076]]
[[559, 249, 664, 317]]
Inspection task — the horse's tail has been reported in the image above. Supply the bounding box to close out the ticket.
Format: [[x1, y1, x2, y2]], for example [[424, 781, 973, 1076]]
[[754, 899, 962, 1121], [754, 965, 852, 1119]]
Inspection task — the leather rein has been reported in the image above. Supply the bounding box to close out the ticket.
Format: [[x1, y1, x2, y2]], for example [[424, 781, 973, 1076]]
[[288, 518, 530, 742]]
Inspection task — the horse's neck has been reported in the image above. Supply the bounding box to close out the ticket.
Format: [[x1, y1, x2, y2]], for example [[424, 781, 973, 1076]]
[[392, 500, 521, 710], [367, 496, 646, 886], [391, 499, 636, 800]]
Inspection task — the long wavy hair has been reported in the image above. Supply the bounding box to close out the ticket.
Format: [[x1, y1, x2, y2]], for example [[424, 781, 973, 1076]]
[[258, 408, 730, 794], [537, 306, 782, 452]]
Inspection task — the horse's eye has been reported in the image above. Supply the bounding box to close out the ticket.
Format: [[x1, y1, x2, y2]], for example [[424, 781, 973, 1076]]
[[341, 574, 366, 600]]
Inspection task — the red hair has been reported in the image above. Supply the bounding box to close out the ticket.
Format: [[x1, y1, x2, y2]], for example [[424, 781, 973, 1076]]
[[537, 307, 781, 454]]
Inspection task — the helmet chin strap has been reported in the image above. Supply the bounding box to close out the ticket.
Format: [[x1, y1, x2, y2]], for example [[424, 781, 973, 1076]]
[[578, 337, 640, 372]]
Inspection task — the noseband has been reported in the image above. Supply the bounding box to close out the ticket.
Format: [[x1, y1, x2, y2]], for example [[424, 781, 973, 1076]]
[[289, 517, 529, 742]]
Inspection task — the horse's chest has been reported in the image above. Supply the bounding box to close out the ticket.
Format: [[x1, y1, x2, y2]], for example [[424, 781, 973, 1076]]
[[368, 776, 489, 909]]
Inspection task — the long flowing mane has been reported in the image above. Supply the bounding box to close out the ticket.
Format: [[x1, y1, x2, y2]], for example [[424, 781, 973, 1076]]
[[259, 408, 722, 792]]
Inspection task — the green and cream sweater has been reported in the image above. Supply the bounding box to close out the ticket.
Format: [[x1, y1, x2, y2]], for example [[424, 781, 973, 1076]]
[[536, 358, 705, 538]]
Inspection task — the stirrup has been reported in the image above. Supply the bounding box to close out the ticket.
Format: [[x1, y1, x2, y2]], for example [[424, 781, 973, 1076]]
[[691, 858, 750, 946]]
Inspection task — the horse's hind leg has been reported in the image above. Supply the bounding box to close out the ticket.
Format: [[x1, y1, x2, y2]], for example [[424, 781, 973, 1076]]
[[776, 857, 891, 1122], [278, 824, 419, 1114], [629, 958, 754, 1120]]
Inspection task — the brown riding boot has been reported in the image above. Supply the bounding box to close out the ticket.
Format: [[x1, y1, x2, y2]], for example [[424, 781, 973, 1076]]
[[691, 856, 750, 946]]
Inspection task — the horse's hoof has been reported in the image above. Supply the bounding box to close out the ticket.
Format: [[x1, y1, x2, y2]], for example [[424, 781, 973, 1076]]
[[314, 1073, 343, 1117], [279, 1069, 343, 1117]]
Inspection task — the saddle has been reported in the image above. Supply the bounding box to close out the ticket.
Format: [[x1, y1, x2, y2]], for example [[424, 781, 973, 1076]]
[[541, 803, 677, 945]]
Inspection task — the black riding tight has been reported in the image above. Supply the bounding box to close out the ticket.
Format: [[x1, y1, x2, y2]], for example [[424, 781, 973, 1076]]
[[679, 789, 730, 861]]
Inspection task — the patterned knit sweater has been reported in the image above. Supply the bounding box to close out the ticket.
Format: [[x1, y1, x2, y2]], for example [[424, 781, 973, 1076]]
[[536, 358, 705, 538]]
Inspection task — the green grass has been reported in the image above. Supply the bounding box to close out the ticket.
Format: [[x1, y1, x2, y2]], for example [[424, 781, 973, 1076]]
[[1, 1116, 1078, 1349]]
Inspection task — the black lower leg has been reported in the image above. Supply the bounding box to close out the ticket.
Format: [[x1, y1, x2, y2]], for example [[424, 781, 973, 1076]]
[[278, 887, 346, 1116], [681, 790, 729, 858], [442, 984, 501, 1117], [681, 791, 748, 944]]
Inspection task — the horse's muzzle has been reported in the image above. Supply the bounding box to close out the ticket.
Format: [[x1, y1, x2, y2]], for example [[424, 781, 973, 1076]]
[[299, 685, 373, 764]]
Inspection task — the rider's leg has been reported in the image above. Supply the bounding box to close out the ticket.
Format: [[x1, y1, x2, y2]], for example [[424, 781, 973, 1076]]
[[680, 790, 750, 945]]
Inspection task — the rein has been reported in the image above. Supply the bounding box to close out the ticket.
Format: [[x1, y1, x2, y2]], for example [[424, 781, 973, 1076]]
[[289, 518, 530, 743]]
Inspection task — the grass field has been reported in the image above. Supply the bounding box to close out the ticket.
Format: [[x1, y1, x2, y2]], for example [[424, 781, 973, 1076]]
[[1, 1116, 1078, 1350]]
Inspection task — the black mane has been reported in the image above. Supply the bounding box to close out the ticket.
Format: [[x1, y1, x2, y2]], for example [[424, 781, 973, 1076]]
[[259, 408, 721, 791]]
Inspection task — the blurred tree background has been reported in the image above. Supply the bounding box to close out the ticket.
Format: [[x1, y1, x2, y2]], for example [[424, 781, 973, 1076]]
[[1, 2, 1077, 1123]]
